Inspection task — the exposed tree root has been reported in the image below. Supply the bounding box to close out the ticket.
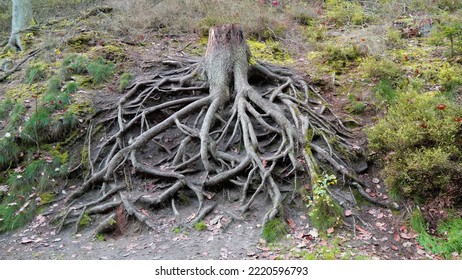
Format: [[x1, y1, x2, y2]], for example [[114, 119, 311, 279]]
[[57, 24, 391, 234]]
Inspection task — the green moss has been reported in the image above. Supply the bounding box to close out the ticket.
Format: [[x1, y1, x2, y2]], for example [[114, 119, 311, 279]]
[[39, 192, 56, 205], [247, 39, 293, 65], [262, 218, 289, 243], [79, 213, 91, 227], [90, 44, 126, 62], [5, 83, 44, 101], [67, 32, 97, 52], [360, 56, 403, 81], [194, 220, 208, 231]]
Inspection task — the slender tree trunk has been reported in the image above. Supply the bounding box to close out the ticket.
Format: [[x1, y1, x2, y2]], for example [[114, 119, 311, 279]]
[[8, 0, 33, 51]]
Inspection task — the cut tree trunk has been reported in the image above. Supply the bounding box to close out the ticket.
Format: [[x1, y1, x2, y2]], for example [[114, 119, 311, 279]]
[[58, 24, 395, 235]]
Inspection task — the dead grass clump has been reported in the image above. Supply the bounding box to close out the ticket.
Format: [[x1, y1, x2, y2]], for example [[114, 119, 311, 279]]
[[105, 0, 289, 38]]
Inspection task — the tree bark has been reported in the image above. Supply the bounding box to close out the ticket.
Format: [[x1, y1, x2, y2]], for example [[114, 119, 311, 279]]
[[8, 0, 33, 51]]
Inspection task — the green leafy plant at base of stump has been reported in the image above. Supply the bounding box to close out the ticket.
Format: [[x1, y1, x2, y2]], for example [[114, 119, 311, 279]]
[[308, 174, 343, 233]]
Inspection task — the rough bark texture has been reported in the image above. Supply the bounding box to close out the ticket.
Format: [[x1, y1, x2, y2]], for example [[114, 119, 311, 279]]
[[57, 24, 392, 235], [8, 0, 33, 51]]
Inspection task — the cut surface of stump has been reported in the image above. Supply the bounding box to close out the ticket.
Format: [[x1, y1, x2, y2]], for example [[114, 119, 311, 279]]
[[56, 24, 392, 235]]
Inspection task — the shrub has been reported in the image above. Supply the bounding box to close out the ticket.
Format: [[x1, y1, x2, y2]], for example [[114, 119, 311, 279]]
[[22, 107, 51, 144], [323, 42, 364, 73], [367, 90, 462, 201], [361, 56, 403, 81]]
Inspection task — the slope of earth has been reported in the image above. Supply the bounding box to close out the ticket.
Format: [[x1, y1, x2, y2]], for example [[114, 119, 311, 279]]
[[1, 1, 460, 260]]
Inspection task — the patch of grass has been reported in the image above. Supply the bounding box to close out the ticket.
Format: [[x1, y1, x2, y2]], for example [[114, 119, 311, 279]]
[[0, 98, 14, 120], [7, 102, 26, 131], [86, 57, 115, 84], [0, 136, 21, 170], [373, 79, 399, 105], [24, 62, 47, 84], [21, 107, 51, 144], [194, 220, 208, 231], [411, 208, 462, 258], [346, 94, 367, 114], [262, 218, 289, 243]]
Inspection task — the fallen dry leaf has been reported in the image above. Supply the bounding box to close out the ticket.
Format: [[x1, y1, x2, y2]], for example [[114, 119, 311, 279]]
[[344, 209, 352, 217], [287, 218, 297, 230], [394, 232, 401, 242], [400, 232, 411, 239], [326, 227, 334, 234]]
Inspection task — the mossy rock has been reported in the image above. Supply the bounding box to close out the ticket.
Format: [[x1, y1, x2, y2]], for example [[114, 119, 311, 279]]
[[89, 44, 127, 62], [67, 32, 97, 52]]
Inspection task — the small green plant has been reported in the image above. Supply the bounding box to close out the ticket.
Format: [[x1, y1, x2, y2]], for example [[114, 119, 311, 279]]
[[95, 233, 106, 241], [308, 174, 343, 232], [79, 213, 92, 227], [0, 98, 14, 120], [173, 226, 182, 234], [0, 136, 21, 170], [24, 62, 47, 84], [194, 220, 208, 231], [21, 107, 51, 144], [262, 218, 289, 243], [7, 103, 26, 131], [119, 72, 132, 92], [86, 57, 115, 84], [346, 94, 367, 114]]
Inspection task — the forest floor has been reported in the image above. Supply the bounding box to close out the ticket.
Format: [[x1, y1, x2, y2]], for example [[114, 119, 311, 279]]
[[1, 2, 461, 260], [0, 33, 434, 261]]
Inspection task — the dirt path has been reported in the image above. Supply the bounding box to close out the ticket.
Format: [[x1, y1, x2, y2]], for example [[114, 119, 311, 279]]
[[0, 185, 431, 260]]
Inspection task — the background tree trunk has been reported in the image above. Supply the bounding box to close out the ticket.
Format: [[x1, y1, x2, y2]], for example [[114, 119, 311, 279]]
[[8, 0, 32, 51]]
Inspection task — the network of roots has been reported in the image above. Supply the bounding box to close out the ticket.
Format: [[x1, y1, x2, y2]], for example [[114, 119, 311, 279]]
[[55, 24, 371, 235]]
